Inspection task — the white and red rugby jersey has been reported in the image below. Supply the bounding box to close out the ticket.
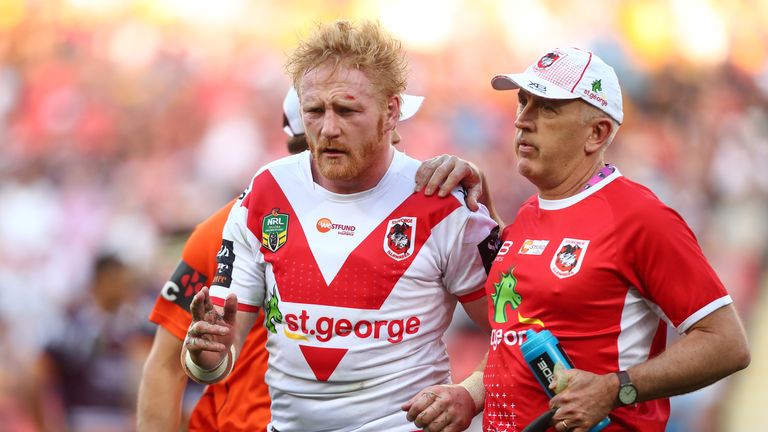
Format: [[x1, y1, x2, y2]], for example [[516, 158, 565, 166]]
[[482, 168, 732, 432], [210, 150, 498, 432]]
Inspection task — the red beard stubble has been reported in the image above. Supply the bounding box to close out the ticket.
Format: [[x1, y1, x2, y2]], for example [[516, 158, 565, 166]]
[[312, 115, 386, 181]]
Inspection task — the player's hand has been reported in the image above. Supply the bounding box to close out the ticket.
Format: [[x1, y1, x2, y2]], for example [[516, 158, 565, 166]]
[[548, 369, 617, 432], [415, 154, 482, 211], [184, 286, 238, 369], [402, 384, 477, 432]]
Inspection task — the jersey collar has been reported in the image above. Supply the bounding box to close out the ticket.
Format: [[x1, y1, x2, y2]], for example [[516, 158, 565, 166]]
[[538, 167, 623, 211], [304, 150, 405, 202]]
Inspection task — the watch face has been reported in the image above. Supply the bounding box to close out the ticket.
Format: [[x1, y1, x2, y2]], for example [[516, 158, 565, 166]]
[[619, 385, 637, 405]]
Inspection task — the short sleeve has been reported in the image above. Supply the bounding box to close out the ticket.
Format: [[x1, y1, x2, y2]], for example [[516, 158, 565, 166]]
[[443, 204, 499, 303], [209, 188, 267, 312], [148, 199, 236, 339], [619, 202, 731, 333]]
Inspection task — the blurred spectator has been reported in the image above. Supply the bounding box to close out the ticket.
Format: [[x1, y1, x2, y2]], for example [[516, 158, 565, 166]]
[[23, 254, 152, 432], [0, 317, 38, 432]]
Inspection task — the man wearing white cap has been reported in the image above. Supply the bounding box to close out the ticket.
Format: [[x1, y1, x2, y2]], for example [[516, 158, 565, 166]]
[[180, 20, 499, 432], [476, 47, 749, 431]]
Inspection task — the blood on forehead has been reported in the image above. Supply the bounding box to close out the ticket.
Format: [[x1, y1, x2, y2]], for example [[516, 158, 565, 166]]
[[344, 95, 356, 100]]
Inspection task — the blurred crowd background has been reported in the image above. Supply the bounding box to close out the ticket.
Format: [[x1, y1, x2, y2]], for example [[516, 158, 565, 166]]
[[0, 0, 767, 431]]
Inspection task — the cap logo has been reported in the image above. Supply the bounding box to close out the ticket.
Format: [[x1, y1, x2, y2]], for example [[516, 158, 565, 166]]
[[536, 52, 560, 68], [528, 81, 547, 93], [583, 78, 609, 108]]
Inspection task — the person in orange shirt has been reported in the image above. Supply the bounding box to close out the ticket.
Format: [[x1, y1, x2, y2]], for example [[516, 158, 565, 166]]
[[141, 197, 269, 431], [137, 88, 439, 431]]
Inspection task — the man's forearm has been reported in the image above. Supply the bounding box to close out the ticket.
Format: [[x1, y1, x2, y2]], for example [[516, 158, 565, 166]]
[[462, 297, 492, 334], [137, 367, 187, 431], [459, 352, 488, 412], [626, 305, 750, 402], [138, 328, 188, 432]]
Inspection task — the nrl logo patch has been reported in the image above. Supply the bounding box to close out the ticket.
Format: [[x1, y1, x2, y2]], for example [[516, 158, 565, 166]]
[[550, 238, 589, 279], [384, 216, 416, 261], [262, 208, 289, 252]]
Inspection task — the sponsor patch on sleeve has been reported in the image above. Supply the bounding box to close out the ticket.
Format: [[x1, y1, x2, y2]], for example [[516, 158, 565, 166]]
[[161, 260, 207, 312], [212, 239, 235, 288], [478, 226, 502, 274]]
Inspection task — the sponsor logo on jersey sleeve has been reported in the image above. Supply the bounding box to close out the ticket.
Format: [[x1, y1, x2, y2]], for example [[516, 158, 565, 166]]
[[262, 208, 289, 252], [383, 217, 416, 261], [518, 239, 549, 255], [478, 226, 502, 273], [161, 260, 207, 311], [211, 240, 235, 287], [550, 238, 589, 278]]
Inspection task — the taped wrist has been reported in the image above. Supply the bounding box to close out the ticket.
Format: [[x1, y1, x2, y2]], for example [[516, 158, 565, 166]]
[[459, 370, 485, 412], [184, 344, 237, 384]]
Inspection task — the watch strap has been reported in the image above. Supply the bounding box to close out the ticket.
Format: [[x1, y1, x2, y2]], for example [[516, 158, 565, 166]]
[[616, 370, 637, 405], [617, 370, 631, 386]]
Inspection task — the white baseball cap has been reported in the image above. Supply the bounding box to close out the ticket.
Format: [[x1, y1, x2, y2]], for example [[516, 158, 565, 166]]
[[491, 47, 623, 124], [282, 88, 425, 136]]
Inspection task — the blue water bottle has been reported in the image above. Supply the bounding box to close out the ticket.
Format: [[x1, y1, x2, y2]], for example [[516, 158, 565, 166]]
[[520, 329, 610, 431]]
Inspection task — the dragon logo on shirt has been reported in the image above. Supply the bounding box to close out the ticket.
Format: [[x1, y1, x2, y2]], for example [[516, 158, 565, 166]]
[[264, 287, 283, 334], [550, 238, 590, 279], [558, 246, 579, 268], [492, 270, 522, 323], [383, 217, 416, 261], [389, 223, 410, 249], [491, 268, 546, 327]]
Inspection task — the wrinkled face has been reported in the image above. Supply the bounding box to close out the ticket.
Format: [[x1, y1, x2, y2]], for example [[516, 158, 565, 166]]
[[513, 90, 591, 190], [300, 64, 397, 192]]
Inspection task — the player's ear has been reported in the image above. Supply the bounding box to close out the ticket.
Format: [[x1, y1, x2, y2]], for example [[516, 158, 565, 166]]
[[392, 129, 401, 144], [384, 94, 401, 131], [584, 117, 613, 155]]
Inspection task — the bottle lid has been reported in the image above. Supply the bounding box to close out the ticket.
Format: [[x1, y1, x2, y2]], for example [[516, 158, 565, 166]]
[[520, 329, 554, 357]]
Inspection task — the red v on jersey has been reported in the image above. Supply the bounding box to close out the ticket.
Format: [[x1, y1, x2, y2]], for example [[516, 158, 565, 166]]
[[209, 154, 499, 429], [299, 345, 348, 382], [243, 171, 461, 310]]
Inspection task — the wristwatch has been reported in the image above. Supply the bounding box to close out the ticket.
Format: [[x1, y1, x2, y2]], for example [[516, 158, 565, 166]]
[[616, 370, 638, 405]]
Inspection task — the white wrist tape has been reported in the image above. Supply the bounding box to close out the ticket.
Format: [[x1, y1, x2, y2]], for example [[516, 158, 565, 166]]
[[184, 345, 236, 384], [459, 370, 485, 412], [230, 343, 238, 365]]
